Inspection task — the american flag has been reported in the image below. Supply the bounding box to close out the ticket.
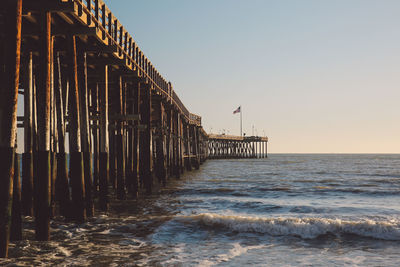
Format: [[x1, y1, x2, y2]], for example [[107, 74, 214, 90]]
[[233, 106, 241, 114]]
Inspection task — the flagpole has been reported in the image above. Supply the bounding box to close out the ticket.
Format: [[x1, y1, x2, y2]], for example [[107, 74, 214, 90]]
[[240, 105, 242, 137]]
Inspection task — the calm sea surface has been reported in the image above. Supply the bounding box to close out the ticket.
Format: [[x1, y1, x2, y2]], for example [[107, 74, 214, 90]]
[[2, 154, 400, 266]]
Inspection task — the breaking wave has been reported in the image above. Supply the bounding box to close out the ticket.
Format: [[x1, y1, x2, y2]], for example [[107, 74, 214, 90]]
[[179, 213, 400, 240]]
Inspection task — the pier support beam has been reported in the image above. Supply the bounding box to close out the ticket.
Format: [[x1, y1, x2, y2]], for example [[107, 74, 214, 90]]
[[0, 0, 22, 256], [10, 153, 22, 241], [139, 83, 153, 194], [91, 83, 100, 195], [116, 75, 126, 200], [22, 52, 34, 217], [192, 126, 200, 169], [35, 10, 52, 241], [171, 109, 177, 178], [109, 121, 116, 190], [173, 111, 181, 178], [185, 124, 192, 171], [126, 82, 134, 196], [55, 52, 70, 218], [50, 53, 57, 219], [154, 99, 166, 186], [178, 115, 184, 174], [78, 49, 94, 217], [67, 35, 85, 223], [265, 141, 268, 158], [99, 65, 109, 211], [130, 80, 140, 198], [166, 105, 173, 178]]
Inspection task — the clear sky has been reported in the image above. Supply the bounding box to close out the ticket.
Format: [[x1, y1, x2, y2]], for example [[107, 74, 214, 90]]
[[105, 0, 400, 153], [17, 0, 400, 154]]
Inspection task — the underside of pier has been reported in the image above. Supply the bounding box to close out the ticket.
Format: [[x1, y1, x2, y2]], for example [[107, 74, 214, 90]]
[[0, 0, 208, 257]]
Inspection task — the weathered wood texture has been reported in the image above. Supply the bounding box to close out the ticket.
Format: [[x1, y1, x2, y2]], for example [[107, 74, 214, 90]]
[[77, 49, 94, 217], [139, 83, 153, 194], [115, 75, 126, 199], [66, 35, 86, 223], [35, 10, 52, 242], [54, 52, 70, 218], [10, 153, 22, 241], [131, 81, 140, 197], [99, 64, 109, 211], [0, 0, 22, 256], [22, 52, 34, 216]]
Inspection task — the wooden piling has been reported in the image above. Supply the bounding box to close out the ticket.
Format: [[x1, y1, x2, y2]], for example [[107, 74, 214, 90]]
[[50, 38, 57, 218], [139, 83, 153, 194], [10, 153, 22, 241], [22, 52, 34, 216], [192, 126, 200, 169], [185, 124, 192, 171], [131, 80, 140, 198], [0, 146, 14, 258], [50, 149, 57, 218], [264, 141, 266, 158], [54, 52, 70, 218], [155, 100, 166, 186], [179, 116, 185, 174], [35, 10, 52, 241], [265, 141, 268, 158], [91, 83, 100, 195], [125, 80, 137, 198], [116, 75, 126, 199], [99, 64, 109, 211], [109, 126, 116, 190], [22, 151, 34, 215], [166, 106, 172, 178], [126, 82, 134, 196], [66, 35, 85, 223], [0, 0, 22, 257], [32, 74, 38, 215], [174, 110, 180, 179], [123, 81, 129, 194], [78, 49, 94, 217]]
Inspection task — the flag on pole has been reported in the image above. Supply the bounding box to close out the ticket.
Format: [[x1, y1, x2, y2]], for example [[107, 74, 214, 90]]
[[233, 106, 243, 136], [233, 106, 241, 114]]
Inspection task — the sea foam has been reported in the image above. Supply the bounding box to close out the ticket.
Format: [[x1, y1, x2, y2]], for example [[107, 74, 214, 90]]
[[180, 213, 400, 240]]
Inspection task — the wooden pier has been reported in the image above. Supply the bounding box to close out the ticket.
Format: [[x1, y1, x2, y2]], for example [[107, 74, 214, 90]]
[[0, 0, 269, 259], [0, 0, 208, 257], [208, 134, 268, 159]]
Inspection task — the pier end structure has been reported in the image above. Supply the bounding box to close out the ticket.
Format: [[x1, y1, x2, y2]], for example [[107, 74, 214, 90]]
[[208, 134, 268, 159]]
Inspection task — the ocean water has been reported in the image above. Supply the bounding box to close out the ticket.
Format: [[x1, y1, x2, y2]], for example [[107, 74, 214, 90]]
[[2, 154, 400, 266]]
